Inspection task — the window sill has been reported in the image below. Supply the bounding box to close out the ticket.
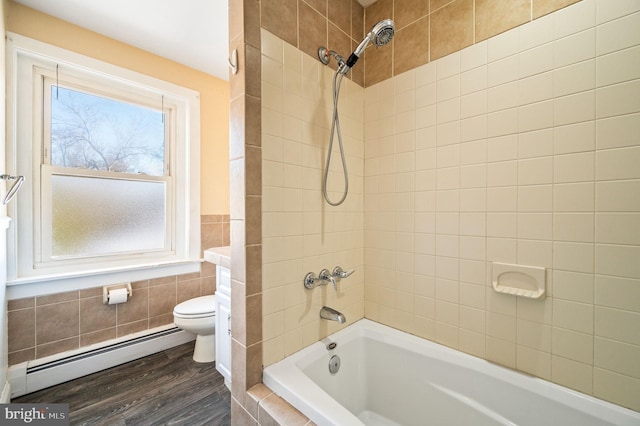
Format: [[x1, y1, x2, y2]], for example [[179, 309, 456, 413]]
[[6, 260, 202, 300]]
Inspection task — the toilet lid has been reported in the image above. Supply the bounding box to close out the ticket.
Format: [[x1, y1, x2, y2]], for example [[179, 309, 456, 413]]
[[173, 295, 216, 317]]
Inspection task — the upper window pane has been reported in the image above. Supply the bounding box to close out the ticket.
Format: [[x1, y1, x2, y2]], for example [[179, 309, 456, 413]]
[[50, 85, 166, 176]]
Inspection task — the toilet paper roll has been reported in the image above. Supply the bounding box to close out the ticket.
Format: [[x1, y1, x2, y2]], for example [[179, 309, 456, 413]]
[[107, 288, 129, 305]]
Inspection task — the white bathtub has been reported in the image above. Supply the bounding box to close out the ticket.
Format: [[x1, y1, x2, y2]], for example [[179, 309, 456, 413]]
[[263, 319, 640, 426]]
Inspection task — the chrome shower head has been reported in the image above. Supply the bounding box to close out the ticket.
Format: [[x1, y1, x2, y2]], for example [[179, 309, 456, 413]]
[[343, 19, 395, 73]]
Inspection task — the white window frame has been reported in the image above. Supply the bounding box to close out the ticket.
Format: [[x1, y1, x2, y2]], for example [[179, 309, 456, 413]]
[[5, 33, 201, 298]]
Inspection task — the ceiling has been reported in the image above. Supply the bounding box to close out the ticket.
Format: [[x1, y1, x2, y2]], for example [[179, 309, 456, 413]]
[[12, 0, 379, 82], [12, 0, 230, 81]]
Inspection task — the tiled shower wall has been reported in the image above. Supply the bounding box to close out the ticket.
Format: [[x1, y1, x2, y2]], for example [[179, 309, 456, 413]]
[[7, 215, 229, 366], [364, 0, 582, 85], [261, 29, 365, 367], [363, 0, 640, 411]]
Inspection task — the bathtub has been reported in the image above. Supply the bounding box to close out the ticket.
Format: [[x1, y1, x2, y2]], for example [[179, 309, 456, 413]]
[[263, 319, 640, 426]]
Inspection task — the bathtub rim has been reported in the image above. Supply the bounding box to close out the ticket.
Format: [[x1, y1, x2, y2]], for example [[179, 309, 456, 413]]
[[263, 319, 640, 426]]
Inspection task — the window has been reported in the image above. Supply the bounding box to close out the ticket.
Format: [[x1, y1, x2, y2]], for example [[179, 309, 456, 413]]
[[6, 34, 201, 293]]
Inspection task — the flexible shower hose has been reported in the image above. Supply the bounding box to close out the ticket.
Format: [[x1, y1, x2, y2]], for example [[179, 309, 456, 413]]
[[323, 68, 349, 206]]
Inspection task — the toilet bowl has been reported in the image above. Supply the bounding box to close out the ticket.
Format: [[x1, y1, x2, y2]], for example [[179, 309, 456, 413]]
[[173, 295, 216, 363]]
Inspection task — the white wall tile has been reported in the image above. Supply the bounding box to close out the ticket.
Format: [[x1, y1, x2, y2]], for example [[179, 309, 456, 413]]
[[487, 213, 516, 238], [553, 270, 594, 304], [597, 45, 640, 87], [553, 299, 593, 333], [596, 11, 640, 56], [460, 212, 486, 236], [518, 157, 553, 185], [596, 79, 640, 119], [460, 115, 488, 143], [488, 82, 518, 112], [552, 327, 594, 364], [595, 306, 640, 345], [437, 122, 461, 146], [437, 52, 461, 80], [437, 98, 461, 124], [595, 337, 640, 379], [460, 139, 488, 165], [437, 75, 460, 102], [487, 161, 517, 187], [518, 213, 553, 240], [488, 28, 519, 62], [552, 355, 593, 394], [554, 59, 596, 98], [595, 244, 640, 279], [487, 186, 517, 212], [553, 0, 596, 39], [461, 66, 488, 95], [596, 180, 640, 212], [487, 135, 518, 162], [461, 90, 488, 118], [554, 151, 594, 183], [596, 146, 640, 180], [519, 129, 554, 159], [488, 108, 518, 137], [488, 55, 519, 87], [554, 182, 595, 212], [518, 185, 553, 212], [597, 0, 640, 25], [595, 275, 640, 313], [553, 213, 594, 243], [416, 83, 437, 107], [553, 241, 594, 273], [460, 188, 486, 212], [596, 113, 640, 150], [461, 40, 488, 72], [519, 43, 554, 79], [519, 71, 554, 105], [519, 100, 554, 133], [554, 29, 596, 68], [554, 121, 595, 155], [554, 90, 596, 126], [520, 12, 554, 51], [593, 368, 640, 412]]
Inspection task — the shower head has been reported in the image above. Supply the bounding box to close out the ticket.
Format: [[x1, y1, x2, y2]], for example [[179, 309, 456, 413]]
[[342, 19, 395, 73]]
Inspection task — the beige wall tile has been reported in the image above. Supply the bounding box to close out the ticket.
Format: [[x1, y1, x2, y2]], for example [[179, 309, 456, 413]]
[[476, 0, 530, 42], [395, 0, 429, 30], [430, 0, 474, 61], [36, 301, 79, 345], [261, 0, 298, 48], [593, 368, 640, 412], [299, 1, 328, 61], [552, 355, 593, 394], [533, 0, 581, 19], [394, 18, 430, 77]]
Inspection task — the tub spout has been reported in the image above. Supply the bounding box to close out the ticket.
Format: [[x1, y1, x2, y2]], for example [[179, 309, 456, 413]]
[[320, 306, 346, 324]]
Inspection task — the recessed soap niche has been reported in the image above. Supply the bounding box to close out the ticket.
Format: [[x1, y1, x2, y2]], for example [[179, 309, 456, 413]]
[[491, 262, 546, 299]]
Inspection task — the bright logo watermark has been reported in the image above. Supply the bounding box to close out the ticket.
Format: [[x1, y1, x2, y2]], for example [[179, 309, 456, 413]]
[[1, 404, 69, 425]]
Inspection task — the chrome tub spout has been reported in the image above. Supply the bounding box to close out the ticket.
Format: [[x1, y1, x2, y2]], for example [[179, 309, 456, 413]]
[[320, 306, 346, 324]]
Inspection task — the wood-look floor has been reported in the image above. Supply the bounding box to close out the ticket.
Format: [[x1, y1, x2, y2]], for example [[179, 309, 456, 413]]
[[13, 341, 231, 426]]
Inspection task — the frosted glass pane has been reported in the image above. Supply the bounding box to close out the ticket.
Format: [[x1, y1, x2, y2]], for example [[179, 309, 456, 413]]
[[51, 175, 166, 257]]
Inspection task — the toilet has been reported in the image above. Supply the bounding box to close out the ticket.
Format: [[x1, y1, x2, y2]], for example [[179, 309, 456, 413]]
[[173, 295, 216, 363]]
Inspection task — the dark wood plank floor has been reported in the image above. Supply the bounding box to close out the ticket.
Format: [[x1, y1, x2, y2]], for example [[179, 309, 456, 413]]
[[13, 341, 231, 426]]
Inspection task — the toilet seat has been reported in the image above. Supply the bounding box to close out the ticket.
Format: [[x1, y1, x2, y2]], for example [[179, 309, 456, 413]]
[[173, 295, 216, 319]]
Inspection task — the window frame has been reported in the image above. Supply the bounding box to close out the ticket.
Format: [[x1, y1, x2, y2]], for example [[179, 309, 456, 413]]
[[5, 33, 201, 298]]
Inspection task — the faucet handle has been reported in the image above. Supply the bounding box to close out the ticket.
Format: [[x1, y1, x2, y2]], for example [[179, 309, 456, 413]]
[[319, 268, 337, 290], [304, 272, 320, 289], [332, 266, 355, 280]]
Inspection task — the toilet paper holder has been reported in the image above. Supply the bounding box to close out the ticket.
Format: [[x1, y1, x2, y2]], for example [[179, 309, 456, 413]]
[[103, 283, 133, 304]]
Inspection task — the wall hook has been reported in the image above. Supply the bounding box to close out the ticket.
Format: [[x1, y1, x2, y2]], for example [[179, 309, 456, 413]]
[[229, 49, 238, 75]]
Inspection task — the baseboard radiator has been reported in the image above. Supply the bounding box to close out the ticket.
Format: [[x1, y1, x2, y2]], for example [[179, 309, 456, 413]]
[[8, 326, 195, 398]]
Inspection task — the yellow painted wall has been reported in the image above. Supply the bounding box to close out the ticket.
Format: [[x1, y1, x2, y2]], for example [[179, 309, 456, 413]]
[[6, 1, 230, 215]]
